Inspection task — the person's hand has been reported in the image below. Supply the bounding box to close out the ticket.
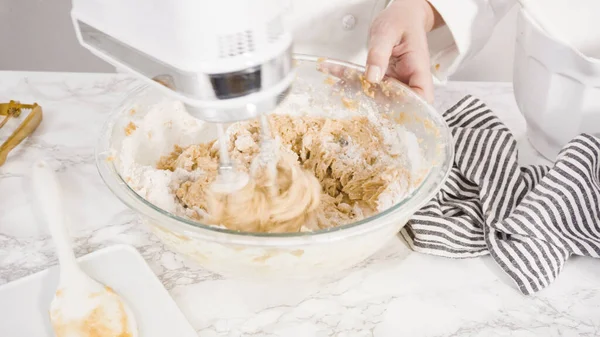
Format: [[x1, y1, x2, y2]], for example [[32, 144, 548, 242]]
[[365, 0, 442, 102]]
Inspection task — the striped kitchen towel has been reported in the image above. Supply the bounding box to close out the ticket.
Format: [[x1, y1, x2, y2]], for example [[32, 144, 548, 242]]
[[401, 95, 600, 295]]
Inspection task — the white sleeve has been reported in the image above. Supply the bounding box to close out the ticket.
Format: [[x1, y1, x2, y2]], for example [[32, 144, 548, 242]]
[[425, 0, 516, 83]]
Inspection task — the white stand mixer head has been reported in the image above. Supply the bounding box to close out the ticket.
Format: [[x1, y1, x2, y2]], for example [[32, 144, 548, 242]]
[[71, 0, 295, 123]]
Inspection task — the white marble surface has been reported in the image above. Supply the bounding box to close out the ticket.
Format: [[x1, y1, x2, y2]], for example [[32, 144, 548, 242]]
[[1, 71, 599, 337]]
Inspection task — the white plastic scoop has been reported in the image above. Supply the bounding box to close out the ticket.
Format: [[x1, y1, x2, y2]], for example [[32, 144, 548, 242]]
[[31, 160, 138, 337]]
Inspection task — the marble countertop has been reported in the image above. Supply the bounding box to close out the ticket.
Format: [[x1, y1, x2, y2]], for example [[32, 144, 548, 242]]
[[1, 71, 599, 337]]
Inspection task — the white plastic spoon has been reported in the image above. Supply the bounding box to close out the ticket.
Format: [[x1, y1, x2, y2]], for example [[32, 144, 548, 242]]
[[31, 160, 138, 337]]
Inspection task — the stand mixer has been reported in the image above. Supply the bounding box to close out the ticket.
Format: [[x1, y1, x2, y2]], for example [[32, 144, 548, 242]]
[[71, 0, 294, 190]]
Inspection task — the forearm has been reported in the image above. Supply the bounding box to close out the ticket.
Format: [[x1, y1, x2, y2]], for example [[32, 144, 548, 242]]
[[388, 0, 445, 32], [424, 1, 445, 32]]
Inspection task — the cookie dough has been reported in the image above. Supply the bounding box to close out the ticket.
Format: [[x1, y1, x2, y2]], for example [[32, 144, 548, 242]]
[[158, 114, 413, 233]]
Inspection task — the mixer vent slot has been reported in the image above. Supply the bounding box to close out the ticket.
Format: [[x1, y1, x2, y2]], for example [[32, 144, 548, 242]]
[[218, 30, 255, 58], [267, 16, 284, 42]]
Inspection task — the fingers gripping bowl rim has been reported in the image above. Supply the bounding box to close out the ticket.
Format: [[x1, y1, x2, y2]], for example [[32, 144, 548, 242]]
[[95, 54, 454, 278]]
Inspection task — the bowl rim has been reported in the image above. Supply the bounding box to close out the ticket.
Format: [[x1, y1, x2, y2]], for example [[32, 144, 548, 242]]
[[519, 7, 600, 67], [95, 54, 454, 240]]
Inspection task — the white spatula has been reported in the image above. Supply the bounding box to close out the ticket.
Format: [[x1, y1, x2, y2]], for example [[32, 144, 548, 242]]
[[31, 160, 138, 337]]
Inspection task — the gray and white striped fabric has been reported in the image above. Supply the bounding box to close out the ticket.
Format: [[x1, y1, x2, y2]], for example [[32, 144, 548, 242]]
[[401, 95, 600, 295]]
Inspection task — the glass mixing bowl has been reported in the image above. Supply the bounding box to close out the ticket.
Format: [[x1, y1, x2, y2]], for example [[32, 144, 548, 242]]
[[96, 55, 453, 280]]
